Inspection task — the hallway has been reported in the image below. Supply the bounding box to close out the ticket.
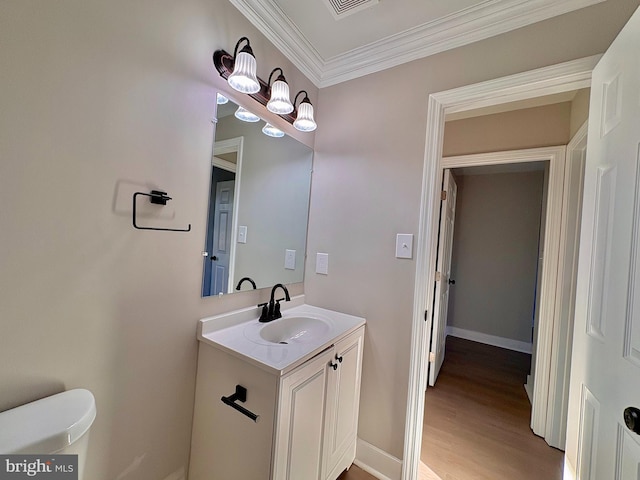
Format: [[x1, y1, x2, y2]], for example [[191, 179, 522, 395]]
[[421, 336, 563, 479]]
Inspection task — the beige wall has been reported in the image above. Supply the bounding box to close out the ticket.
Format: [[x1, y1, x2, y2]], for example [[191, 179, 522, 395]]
[[570, 88, 591, 137], [447, 171, 545, 343], [443, 102, 572, 157], [0, 1, 315, 479], [2, 0, 638, 475], [304, 0, 639, 459]]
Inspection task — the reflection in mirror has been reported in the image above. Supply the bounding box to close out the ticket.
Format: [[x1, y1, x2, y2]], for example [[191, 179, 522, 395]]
[[202, 93, 313, 297]]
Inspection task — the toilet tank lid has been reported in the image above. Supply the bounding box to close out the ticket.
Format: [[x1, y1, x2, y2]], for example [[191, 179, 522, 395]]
[[0, 389, 96, 454]]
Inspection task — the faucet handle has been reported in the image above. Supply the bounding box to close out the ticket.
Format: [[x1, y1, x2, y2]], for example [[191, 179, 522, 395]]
[[258, 303, 269, 322], [273, 300, 283, 320]]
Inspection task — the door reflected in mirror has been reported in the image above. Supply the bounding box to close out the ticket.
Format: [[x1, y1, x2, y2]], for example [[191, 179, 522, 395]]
[[202, 94, 313, 297]]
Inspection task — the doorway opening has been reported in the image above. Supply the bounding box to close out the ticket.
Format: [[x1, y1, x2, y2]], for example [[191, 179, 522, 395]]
[[402, 55, 598, 480], [423, 158, 563, 479], [202, 136, 243, 297]]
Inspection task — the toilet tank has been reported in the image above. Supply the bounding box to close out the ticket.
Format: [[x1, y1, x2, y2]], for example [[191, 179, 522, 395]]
[[0, 389, 96, 477]]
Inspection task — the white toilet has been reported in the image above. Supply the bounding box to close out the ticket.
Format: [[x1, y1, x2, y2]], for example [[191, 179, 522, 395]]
[[0, 389, 96, 479]]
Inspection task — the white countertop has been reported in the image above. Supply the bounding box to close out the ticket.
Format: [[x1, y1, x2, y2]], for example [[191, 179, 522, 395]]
[[198, 298, 366, 376]]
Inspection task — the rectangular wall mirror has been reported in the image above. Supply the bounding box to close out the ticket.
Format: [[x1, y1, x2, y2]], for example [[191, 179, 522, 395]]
[[202, 93, 313, 297]]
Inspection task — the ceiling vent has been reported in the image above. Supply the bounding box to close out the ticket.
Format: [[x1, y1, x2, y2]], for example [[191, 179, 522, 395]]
[[323, 0, 379, 20]]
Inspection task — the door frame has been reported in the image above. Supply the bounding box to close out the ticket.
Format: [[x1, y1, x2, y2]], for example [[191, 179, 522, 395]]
[[442, 146, 566, 441], [212, 136, 244, 294], [402, 55, 600, 480]]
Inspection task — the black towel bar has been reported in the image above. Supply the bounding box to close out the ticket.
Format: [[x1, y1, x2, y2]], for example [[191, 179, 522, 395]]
[[221, 385, 259, 422], [132, 190, 191, 232]]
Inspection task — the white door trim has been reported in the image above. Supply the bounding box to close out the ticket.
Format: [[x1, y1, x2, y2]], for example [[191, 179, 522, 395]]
[[443, 145, 567, 440], [213, 136, 244, 294], [402, 55, 600, 480], [545, 121, 588, 450]]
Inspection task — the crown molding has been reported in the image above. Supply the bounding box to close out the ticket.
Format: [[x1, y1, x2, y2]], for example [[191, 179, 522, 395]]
[[229, 0, 605, 88]]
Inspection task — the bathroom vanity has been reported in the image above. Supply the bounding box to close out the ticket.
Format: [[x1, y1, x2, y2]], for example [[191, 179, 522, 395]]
[[189, 297, 365, 480]]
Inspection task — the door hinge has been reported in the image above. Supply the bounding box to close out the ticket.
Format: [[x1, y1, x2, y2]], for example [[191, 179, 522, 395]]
[[429, 352, 436, 363], [441, 190, 447, 201], [435, 271, 441, 282]]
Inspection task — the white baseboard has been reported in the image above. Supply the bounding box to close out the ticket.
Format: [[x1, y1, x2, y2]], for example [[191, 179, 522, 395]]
[[446, 326, 533, 354], [354, 438, 402, 480]]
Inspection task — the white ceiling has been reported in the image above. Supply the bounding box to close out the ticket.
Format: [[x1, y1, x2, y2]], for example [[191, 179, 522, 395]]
[[228, 0, 605, 87]]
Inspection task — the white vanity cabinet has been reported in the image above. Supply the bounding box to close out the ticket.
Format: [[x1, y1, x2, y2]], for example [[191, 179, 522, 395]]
[[189, 324, 365, 480], [272, 327, 364, 480]]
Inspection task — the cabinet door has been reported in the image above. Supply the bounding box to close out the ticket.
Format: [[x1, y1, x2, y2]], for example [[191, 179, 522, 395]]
[[273, 348, 334, 480], [323, 327, 365, 479]]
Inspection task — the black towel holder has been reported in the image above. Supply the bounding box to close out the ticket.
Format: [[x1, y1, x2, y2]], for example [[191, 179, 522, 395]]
[[132, 190, 191, 232], [221, 385, 260, 422]]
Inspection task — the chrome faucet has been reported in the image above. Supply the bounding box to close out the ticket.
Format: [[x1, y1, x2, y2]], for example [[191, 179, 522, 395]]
[[258, 283, 291, 322]]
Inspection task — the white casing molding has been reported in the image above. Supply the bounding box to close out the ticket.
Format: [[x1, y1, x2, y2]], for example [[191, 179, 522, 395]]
[[544, 121, 588, 451], [354, 438, 402, 480], [446, 326, 533, 354], [403, 56, 597, 480], [227, 0, 604, 87], [442, 145, 567, 441]]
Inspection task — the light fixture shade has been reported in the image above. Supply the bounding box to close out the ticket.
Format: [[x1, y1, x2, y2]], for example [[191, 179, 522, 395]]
[[293, 100, 317, 132], [267, 79, 294, 114], [216, 93, 229, 104], [262, 123, 285, 138], [234, 106, 260, 122], [228, 50, 260, 94]]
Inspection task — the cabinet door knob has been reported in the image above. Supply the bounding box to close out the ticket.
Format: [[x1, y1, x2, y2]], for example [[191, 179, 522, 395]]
[[335, 355, 343, 363], [624, 407, 640, 434], [330, 361, 338, 371]]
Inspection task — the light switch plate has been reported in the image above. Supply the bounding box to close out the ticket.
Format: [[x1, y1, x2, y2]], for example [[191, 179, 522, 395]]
[[285, 249, 296, 270], [238, 226, 247, 244], [316, 253, 329, 275], [396, 234, 413, 259]]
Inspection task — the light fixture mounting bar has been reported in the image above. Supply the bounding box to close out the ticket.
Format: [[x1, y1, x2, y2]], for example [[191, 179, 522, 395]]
[[213, 50, 297, 124]]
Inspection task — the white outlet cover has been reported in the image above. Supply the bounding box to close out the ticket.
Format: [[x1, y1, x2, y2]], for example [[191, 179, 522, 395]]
[[238, 225, 248, 244], [396, 234, 413, 259], [285, 249, 296, 270], [316, 252, 329, 275]]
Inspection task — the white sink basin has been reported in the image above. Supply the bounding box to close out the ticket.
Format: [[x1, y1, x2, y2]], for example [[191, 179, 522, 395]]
[[259, 316, 330, 344], [199, 300, 366, 374]]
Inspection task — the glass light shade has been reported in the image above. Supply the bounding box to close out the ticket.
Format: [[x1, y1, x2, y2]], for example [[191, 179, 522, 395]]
[[216, 93, 229, 104], [234, 106, 260, 122], [293, 101, 317, 132], [267, 79, 294, 114], [262, 123, 285, 138], [228, 51, 260, 94]]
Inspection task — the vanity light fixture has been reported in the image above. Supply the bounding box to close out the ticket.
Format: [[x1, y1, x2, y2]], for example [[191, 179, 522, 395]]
[[226, 37, 260, 94], [216, 93, 229, 105], [266, 68, 294, 115], [213, 39, 318, 131], [293, 91, 317, 132], [262, 123, 285, 138], [234, 106, 260, 122]]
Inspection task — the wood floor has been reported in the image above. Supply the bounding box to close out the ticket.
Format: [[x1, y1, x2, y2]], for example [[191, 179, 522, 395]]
[[421, 336, 563, 480]]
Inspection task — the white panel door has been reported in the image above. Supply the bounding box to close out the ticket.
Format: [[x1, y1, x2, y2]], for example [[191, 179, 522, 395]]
[[210, 180, 234, 295], [565, 7, 640, 479], [429, 169, 458, 386]]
